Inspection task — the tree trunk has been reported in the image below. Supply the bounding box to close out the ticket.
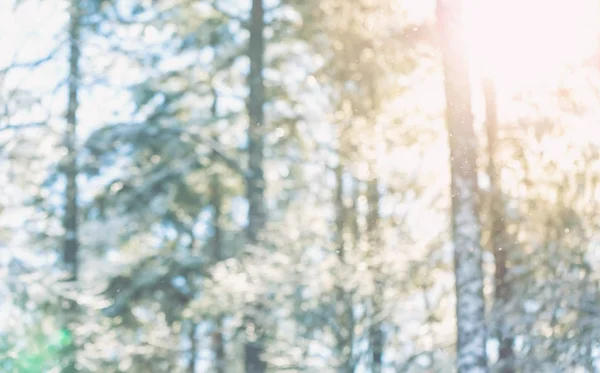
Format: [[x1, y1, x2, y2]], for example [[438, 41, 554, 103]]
[[61, 0, 81, 371], [483, 77, 515, 373], [335, 165, 346, 260], [212, 316, 225, 373], [334, 163, 355, 373], [204, 81, 227, 373], [436, 0, 489, 372], [245, 0, 267, 372], [188, 323, 197, 373], [366, 177, 383, 373], [211, 148, 226, 373], [246, 0, 265, 257], [64, 0, 81, 285], [365, 73, 383, 373]]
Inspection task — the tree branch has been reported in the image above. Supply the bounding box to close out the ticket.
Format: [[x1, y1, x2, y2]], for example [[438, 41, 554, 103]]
[[0, 121, 46, 133], [185, 129, 249, 179], [102, 255, 207, 318], [0, 42, 65, 75]]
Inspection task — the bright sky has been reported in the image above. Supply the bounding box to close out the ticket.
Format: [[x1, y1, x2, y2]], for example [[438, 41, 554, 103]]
[[465, 0, 600, 88]]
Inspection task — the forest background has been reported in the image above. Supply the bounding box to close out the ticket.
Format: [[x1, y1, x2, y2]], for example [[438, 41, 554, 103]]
[[1, 0, 600, 372]]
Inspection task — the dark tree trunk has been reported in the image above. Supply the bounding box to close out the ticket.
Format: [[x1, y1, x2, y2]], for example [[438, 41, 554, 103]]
[[61, 0, 81, 371], [212, 316, 225, 373], [246, 0, 266, 245], [366, 177, 383, 373], [188, 323, 197, 373], [244, 0, 267, 372], [483, 77, 515, 373], [211, 146, 226, 373], [63, 0, 80, 283], [437, 0, 489, 372]]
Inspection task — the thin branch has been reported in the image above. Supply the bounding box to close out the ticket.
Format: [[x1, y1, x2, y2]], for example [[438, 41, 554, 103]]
[[0, 121, 46, 133], [157, 124, 249, 179], [0, 42, 65, 75]]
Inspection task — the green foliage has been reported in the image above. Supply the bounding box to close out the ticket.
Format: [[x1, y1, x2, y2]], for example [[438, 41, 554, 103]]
[[0, 326, 72, 373]]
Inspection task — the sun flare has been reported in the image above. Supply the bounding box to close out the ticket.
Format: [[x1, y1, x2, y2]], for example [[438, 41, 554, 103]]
[[464, 0, 600, 88]]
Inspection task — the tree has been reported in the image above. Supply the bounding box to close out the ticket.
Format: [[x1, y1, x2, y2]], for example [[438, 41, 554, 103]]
[[244, 0, 268, 372], [59, 0, 82, 371], [483, 76, 515, 373], [208, 90, 226, 373], [436, 0, 488, 371]]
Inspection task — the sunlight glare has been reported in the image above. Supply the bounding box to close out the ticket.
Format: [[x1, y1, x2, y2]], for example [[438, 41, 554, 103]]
[[465, 0, 600, 87]]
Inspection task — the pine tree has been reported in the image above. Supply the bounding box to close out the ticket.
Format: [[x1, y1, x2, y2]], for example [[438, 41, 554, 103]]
[[244, 1, 268, 372], [60, 0, 83, 371], [437, 0, 488, 371]]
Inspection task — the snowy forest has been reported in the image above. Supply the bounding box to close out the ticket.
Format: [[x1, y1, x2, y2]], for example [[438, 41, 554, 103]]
[[2, 0, 600, 372]]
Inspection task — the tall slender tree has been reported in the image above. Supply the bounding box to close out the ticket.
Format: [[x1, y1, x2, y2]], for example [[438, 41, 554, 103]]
[[365, 70, 383, 373], [436, 0, 488, 372], [210, 168, 226, 373], [60, 0, 82, 371], [367, 174, 383, 373], [210, 90, 226, 373], [245, 0, 267, 372], [483, 76, 515, 373], [333, 159, 355, 373]]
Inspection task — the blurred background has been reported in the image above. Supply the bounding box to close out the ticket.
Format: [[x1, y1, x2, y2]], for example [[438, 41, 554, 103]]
[[1, 0, 600, 372]]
